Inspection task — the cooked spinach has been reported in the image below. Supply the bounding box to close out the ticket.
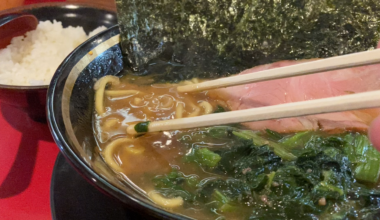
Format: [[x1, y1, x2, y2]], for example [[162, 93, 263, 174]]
[[185, 147, 222, 168], [344, 133, 380, 183], [232, 129, 297, 160], [153, 169, 198, 202], [153, 127, 380, 219], [264, 129, 284, 142]]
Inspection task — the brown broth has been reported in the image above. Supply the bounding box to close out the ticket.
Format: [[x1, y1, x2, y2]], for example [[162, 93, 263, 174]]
[[93, 75, 380, 220], [94, 75, 230, 219]]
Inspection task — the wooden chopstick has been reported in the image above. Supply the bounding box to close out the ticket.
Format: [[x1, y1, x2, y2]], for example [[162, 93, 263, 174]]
[[127, 90, 380, 135], [177, 49, 380, 93]]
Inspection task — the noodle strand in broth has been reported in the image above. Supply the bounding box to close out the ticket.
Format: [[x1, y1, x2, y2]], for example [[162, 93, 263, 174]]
[[93, 74, 380, 220]]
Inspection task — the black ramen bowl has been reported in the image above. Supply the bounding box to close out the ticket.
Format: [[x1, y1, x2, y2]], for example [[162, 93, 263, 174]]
[[45, 2, 380, 218], [0, 3, 117, 122], [47, 26, 189, 219]]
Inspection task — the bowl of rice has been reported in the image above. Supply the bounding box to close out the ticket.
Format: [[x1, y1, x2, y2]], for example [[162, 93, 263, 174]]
[[0, 2, 117, 122]]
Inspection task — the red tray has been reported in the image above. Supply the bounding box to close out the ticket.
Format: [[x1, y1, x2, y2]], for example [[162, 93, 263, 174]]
[[0, 104, 59, 220], [0, 1, 66, 220]]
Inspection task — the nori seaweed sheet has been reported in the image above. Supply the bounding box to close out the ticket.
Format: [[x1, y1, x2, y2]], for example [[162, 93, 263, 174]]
[[115, 0, 380, 82]]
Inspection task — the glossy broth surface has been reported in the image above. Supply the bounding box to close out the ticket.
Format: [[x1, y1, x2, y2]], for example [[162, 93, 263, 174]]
[[94, 75, 380, 220], [94, 75, 230, 218]]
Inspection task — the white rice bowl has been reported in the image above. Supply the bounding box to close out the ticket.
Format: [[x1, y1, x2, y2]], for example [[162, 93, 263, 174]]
[[0, 20, 106, 86]]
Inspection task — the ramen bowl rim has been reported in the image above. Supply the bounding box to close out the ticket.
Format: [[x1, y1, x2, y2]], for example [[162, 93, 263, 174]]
[[47, 25, 188, 220]]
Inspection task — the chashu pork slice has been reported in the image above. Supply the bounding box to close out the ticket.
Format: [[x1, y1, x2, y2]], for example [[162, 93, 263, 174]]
[[209, 59, 380, 133]]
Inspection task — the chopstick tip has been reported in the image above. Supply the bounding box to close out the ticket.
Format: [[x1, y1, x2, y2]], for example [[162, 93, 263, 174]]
[[126, 124, 138, 135]]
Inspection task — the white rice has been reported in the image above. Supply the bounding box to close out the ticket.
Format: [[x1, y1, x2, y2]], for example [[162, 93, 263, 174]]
[[0, 20, 107, 86]]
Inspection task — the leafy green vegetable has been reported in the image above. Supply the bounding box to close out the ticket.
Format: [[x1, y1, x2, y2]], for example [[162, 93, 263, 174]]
[[313, 171, 344, 199], [344, 134, 380, 183], [186, 147, 222, 168], [355, 160, 380, 184], [249, 194, 324, 220], [250, 173, 268, 192], [153, 169, 184, 189], [281, 131, 314, 149], [186, 175, 199, 189], [232, 130, 296, 161], [196, 178, 253, 205], [214, 144, 282, 194], [152, 128, 380, 219], [210, 190, 240, 213], [212, 189, 230, 205], [214, 139, 256, 175], [153, 169, 199, 190], [265, 129, 284, 142], [232, 146, 281, 179], [265, 171, 276, 192], [153, 169, 199, 202]]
